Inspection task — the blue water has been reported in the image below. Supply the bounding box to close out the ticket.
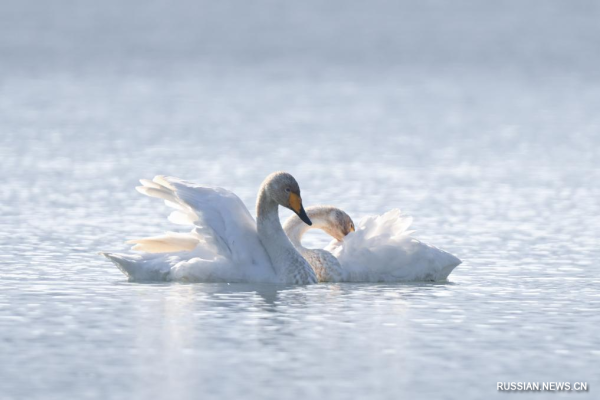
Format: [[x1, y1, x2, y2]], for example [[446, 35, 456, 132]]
[[1, 1, 599, 399]]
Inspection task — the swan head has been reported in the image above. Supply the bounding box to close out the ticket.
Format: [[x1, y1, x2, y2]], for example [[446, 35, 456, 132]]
[[264, 171, 312, 226], [311, 206, 355, 241]]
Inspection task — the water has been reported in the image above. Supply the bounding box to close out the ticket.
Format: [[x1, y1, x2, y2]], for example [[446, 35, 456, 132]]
[[1, 1, 599, 399]]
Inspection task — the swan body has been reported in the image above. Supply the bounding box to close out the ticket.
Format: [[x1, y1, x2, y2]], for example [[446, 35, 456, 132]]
[[103, 172, 317, 284], [284, 206, 461, 282]]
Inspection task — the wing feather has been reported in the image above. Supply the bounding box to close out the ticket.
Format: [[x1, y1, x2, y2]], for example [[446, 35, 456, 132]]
[[326, 209, 461, 281], [135, 175, 270, 267]]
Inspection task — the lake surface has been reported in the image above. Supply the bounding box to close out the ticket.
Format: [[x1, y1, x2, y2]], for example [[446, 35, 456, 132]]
[[1, 1, 599, 399]]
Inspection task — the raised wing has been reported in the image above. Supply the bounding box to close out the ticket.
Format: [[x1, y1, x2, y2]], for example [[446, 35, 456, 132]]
[[134, 176, 271, 267]]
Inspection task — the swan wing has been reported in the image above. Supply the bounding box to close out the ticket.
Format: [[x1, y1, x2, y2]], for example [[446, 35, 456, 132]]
[[135, 176, 272, 269], [325, 209, 461, 282]]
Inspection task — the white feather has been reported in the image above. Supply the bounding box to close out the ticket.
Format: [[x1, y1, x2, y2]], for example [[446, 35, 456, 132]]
[[127, 232, 199, 253], [139, 179, 162, 189], [325, 209, 461, 282], [104, 176, 276, 282]]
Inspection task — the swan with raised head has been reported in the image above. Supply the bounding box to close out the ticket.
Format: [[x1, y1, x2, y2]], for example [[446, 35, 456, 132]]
[[283, 206, 461, 282], [102, 172, 317, 284]]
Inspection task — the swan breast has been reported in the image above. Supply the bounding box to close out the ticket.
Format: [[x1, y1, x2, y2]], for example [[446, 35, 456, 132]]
[[301, 249, 344, 283]]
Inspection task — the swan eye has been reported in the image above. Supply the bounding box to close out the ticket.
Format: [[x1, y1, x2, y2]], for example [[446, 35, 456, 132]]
[[285, 188, 291, 193]]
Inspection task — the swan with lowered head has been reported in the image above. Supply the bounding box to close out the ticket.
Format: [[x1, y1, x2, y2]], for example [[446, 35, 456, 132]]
[[102, 172, 317, 284], [283, 206, 354, 282], [284, 206, 461, 282]]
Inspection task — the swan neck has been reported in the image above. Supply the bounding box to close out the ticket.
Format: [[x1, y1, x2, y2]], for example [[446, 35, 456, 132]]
[[255, 185, 305, 263], [255, 179, 316, 284], [284, 219, 311, 250], [256, 187, 280, 228], [283, 213, 330, 250]]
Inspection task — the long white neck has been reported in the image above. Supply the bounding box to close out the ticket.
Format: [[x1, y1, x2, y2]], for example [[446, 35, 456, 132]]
[[283, 207, 346, 283], [283, 211, 331, 252], [256, 186, 316, 284]]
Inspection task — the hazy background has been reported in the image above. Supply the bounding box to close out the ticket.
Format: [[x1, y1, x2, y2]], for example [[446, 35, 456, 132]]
[[2, 0, 599, 75], [1, 1, 599, 399]]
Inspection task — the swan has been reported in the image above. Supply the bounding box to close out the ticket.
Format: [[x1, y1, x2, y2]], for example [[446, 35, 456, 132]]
[[283, 206, 461, 282], [102, 172, 318, 284]]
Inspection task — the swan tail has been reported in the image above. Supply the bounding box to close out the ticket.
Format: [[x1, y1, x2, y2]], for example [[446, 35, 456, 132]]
[[431, 242, 462, 276], [101, 252, 171, 281]]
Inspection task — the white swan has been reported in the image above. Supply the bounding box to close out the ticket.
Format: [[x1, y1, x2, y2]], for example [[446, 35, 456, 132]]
[[283, 206, 461, 282], [102, 172, 318, 284]]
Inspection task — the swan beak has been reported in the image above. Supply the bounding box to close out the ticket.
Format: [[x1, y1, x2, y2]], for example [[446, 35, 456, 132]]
[[297, 205, 312, 226], [289, 192, 312, 226]]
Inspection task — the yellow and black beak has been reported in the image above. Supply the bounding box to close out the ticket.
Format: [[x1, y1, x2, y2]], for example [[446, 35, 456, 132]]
[[289, 192, 312, 226]]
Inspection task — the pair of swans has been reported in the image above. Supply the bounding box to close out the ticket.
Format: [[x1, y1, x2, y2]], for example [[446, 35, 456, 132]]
[[102, 172, 460, 284]]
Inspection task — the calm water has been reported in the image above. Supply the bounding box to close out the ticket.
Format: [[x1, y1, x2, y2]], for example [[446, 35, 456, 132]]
[[1, 1, 599, 399]]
